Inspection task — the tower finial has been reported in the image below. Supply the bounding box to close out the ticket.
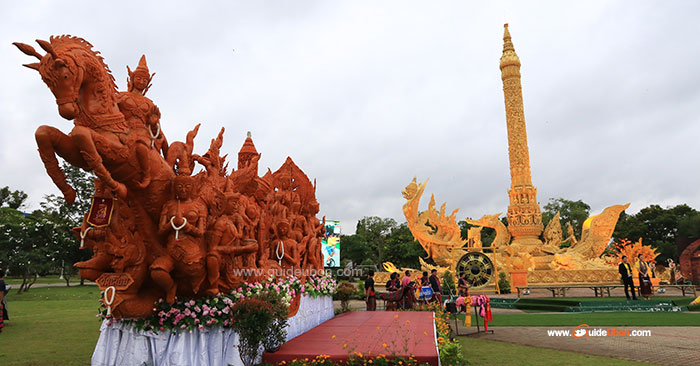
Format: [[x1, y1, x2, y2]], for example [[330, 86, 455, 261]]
[[500, 23, 520, 69]]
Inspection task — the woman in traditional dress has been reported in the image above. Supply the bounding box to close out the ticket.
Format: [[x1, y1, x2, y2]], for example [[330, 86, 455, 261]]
[[637, 254, 652, 300]]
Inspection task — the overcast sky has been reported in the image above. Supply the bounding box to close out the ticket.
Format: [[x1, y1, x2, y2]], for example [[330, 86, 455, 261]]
[[2, 1, 699, 234]]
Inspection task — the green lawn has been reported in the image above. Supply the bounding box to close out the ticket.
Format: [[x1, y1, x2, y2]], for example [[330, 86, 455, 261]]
[[1, 286, 101, 366], [459, 337, 654, 366], [456, 311, 700, 326], [4, 275, 93, 286], [0, 287, 695, 365]]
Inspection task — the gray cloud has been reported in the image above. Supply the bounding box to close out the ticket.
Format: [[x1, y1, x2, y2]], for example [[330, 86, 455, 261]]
[[1, 1, 699, 234]]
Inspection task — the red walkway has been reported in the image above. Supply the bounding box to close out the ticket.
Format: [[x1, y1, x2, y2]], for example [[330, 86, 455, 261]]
[[263, 311, 439, 365]]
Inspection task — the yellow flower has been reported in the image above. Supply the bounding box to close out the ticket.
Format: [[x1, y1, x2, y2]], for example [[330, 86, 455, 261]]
[[406, 320, 411, 324], [332, 335, 336, 339], [394, 314, 399, 318], [376, 326, 380, 330], [382, 343, 387, 348], [423, 331, 428, 335], [343, 344, 348, 349]]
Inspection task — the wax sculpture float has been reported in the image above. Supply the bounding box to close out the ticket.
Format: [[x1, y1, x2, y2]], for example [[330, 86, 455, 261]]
[[14, 36, 326, 319], [395, 25, 649, 289]]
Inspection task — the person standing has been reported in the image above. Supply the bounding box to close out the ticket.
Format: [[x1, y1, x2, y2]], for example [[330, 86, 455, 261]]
[[401, 270, 412, 288], [618, 256, 637, 300], [667, 259, 677, 285], [458, 272, 470, 297], [0, 269, 7, 333], [429, 269, 442, 305], [420, 271, 429, 286], [637, 254, 652, 300], [365, 270, 376, 311]]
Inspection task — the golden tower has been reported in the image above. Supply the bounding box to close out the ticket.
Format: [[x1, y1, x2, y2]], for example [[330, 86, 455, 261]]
[[499, 24, 543, 248]]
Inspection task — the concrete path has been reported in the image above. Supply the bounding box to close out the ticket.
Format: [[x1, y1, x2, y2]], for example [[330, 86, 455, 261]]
[[462, 326, 700, 366]]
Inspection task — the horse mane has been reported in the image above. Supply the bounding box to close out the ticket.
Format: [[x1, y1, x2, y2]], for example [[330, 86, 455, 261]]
[[49, 35, 118, 94]]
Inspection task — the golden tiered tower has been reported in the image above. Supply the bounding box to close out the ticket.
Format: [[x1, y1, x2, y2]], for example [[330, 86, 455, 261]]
[[499, 24, 544, 248]]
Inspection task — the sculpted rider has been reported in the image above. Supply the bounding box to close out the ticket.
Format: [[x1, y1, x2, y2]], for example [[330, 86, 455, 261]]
[[118, 55, 168, 188]]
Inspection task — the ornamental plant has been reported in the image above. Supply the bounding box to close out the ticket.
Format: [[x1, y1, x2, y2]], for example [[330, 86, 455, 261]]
[[335, 282, 356, 312], [230, 298, 276, 366], [258, 291, 290, 352]]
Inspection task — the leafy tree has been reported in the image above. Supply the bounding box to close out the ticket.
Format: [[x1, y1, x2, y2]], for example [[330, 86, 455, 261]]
[[383, 222, 427, 268], [340, 233, 372, 266], [541, 198, 591, 239], [355, 216, 397, 263], [0, 209, 69, 292], [0, 186, 29, 209], [613, 204, 699, 263], [677, 213, 700, 240], [39, 162, 95, 286]]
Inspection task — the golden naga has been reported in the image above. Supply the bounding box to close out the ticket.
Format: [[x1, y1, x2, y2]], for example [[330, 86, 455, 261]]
[[464, 213, 511, 252], [401, 177, 465, 268], [549, 203, 630, 270]]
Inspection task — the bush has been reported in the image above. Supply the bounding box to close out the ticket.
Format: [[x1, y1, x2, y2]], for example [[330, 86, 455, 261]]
[[256, 292, 289, 352], [336, 282, 356, 312], [230, 298, 276, 366], [439, 339, 469, 366], [356, 279, 366, 299], [497, 272, 511, 294]]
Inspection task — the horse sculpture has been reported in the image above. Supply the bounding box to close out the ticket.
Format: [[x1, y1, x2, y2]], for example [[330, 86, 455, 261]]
[[13, 36, 173, 213], [15, 35, 327, 319]]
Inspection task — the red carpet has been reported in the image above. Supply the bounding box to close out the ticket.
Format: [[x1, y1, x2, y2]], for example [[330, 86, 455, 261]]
[[263, 311, 439, 365]]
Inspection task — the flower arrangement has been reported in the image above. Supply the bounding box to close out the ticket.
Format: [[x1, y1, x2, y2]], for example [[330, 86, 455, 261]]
[[98, 275, 303, 333], [304, 272, 338, 297], [421, 304, 468, 366], [267, 354, 429, 366]]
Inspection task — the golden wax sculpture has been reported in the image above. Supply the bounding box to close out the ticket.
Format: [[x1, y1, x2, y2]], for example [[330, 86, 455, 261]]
[[398, 25, 632, 287], [401, 177, 466, 269], [500, 23, 544, 250]]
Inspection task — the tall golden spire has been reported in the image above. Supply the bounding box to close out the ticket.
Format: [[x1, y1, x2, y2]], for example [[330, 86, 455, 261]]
[[499, 24, 543, 248]]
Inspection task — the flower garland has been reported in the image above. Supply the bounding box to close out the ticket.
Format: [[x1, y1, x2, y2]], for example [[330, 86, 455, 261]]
[[303, 272, 338, 297], [98, 276, 303, 333]]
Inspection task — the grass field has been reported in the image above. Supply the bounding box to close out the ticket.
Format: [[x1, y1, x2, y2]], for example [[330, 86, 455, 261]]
[[458, 337, 653, 366], [1, 286, 101, 366], [1, 286, 693, 365], [456, 311, 700, 326], [4, 275, 93, 286]]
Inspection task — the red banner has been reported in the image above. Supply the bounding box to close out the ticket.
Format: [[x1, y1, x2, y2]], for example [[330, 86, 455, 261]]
[[87, 196, 114, 227]]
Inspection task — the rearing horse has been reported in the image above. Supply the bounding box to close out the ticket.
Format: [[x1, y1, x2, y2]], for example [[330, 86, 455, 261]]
[[14, 36, 172, 213]]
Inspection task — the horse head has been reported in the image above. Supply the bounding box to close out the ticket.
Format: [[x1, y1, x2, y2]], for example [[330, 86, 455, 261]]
[[14, 36, 117, 121]]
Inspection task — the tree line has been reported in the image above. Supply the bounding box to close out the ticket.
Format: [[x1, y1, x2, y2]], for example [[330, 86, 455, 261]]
[[3, 168, 700, 284], [0, 163, 94, 291], [341, 198, 700, 269]]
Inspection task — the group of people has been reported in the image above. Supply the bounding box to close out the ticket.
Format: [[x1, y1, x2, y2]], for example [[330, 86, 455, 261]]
[[618, 254, 656, 300], [364, 269, 470, 311]]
